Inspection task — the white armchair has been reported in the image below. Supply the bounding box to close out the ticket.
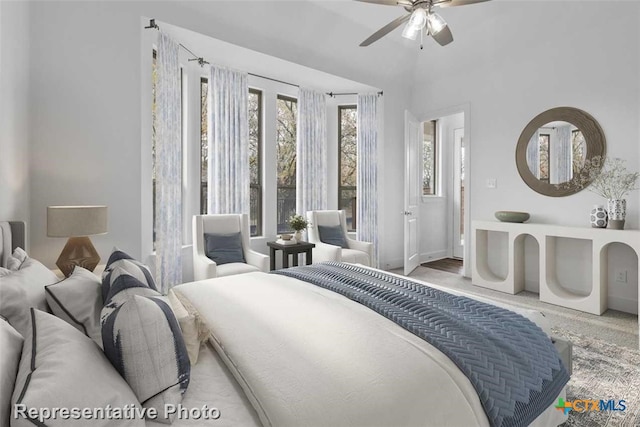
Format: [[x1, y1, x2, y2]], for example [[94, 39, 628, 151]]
[[192, 214, 269, 281], [306, 210, 374, 267]]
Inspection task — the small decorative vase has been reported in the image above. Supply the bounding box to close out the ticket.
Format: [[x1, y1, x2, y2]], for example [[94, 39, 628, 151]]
[[294, 230, 302, 242], [607, 199, 626, 230], [607, 199, 626, 220], [590, 205, 608, 228]]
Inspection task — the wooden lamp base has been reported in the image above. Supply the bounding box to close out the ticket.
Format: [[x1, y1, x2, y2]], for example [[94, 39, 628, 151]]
[[56, 236, 100, 277]]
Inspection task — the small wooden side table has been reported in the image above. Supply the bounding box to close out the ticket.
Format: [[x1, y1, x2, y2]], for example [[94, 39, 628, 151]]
[[267, 241, 315, 270]]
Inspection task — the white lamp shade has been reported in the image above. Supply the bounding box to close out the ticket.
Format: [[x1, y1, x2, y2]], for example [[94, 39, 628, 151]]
[[47, 206, 108, 237]]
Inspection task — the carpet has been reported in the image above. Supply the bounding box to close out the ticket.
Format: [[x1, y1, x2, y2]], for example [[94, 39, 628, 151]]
[[552, 328, 640, 427]]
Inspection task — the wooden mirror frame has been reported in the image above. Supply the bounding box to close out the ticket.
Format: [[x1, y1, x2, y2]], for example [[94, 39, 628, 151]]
[[515, 107, 606, 197]]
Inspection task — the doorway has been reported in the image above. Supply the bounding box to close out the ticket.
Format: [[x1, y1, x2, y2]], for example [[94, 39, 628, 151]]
[[404, 105, 470, 277], [452, 127, 465, 259]]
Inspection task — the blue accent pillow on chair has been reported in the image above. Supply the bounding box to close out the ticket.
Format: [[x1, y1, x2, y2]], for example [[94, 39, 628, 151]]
[[204, 233, 246, 265], [317, 225, 349, 249]]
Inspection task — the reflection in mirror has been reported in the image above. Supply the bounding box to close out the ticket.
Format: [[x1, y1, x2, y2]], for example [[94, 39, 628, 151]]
[[525, 121, 586, 184]]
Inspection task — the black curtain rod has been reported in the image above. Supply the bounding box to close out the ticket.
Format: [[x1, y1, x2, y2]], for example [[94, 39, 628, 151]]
[[144, 19, 383, 98], [247, 73, 299, 88], [327, 91, 384, 97]]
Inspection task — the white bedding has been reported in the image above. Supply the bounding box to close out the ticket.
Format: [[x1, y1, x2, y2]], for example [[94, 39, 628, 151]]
[[145, 342, 261, 427], [174, 271, 568, 427]]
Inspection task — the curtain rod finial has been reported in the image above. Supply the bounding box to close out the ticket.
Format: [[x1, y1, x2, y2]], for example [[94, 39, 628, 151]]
[[145, 18, 159, 30]]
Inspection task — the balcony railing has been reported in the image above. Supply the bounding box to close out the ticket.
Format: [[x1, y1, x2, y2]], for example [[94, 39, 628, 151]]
[[277, 185, 296, 233], [197, 183, 356, 236], [200, 182, 262, 236]]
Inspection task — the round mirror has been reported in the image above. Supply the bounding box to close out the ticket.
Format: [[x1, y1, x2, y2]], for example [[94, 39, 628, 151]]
[[516, 107, 606, 197]]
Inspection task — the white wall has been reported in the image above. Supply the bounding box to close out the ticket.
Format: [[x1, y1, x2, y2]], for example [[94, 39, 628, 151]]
[[0, 1, 30, 227], [410, 1, 640, 312], [26, 1, 414, 274]]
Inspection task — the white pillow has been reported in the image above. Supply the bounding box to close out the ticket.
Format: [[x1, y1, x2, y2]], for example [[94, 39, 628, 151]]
[[102, 295, 190, 424], [12, 309, 145, 426], [0, 267, 11, 277], [0, 319, 23, 427], [0, 258, 59, 312], [6, 247, 28, 271], [6, 257, 21, 271], [0, 258, 58, 336], [13, 248, 27, 264], [168, 289, 211, 365], [45, 266, 103, 348]]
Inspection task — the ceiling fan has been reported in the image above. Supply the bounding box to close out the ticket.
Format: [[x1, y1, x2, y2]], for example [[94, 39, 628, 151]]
[[356, 0, 491, 49]]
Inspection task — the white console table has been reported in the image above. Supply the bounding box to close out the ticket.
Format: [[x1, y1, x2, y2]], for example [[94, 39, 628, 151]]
[[471, 221, 640, 344]]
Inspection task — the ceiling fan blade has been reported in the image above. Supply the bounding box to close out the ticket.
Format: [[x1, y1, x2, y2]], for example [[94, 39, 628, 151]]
[[432, 25, 454, 46], [354, 0, 414, 6], [360, 14, 411, 46], [434, 0, 491, 8]]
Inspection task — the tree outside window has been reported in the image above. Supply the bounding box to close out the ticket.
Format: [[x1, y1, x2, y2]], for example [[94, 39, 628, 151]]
[[276, 96, 297, 233], [423, 120, 437, 196], [339, 106, 357, 231]]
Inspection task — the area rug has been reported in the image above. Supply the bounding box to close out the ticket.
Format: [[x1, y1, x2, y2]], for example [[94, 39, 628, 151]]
[[552, 328, 640, 427]]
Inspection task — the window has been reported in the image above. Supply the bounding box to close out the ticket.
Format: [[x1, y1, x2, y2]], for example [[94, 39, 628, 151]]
[[276, 95, 297, 233], [200, 78, 208, 214], [539, 134, 550, 182], [248, 89, 263, 236], [422, 120, 437, 196], [338, 106, 357, 231]]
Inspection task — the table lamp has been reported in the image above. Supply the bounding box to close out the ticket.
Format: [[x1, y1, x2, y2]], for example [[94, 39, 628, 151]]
[[47, 206, 108, 277]]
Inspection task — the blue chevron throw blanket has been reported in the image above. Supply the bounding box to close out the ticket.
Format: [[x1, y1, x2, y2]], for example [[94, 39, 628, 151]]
[[273, 262, 569, 427]]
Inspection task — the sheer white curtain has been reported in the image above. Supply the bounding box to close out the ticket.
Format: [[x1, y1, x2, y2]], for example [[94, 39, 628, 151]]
[[208, 66, 249, 215], [296, 88, 327, 215], [155, 32, 182, 292], [526, 131, 540, 179], [554, 125, 572, 184], [356, 93, 379, 267]]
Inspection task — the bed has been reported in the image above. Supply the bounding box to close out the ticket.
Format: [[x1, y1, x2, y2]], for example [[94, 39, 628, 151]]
[[1, 221, 569, 427]]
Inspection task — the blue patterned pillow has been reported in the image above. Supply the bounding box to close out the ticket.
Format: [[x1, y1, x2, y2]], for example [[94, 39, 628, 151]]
[[102, 249, 157, 302], [102, 295, 190, 424], [204, 233, 246, 265], [317, 225, 348, 249], [100, 268, 161, 324]]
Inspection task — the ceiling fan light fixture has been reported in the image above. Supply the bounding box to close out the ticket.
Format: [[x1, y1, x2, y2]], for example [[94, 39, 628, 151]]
[[407, 8, 427, 30], [427, 12, 447, 35], [401, 23, 421, 40]]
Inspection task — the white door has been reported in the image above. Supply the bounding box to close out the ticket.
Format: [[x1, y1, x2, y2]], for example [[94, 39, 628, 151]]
[[453, 128, 465, 259], [404, 111, 421, 275]]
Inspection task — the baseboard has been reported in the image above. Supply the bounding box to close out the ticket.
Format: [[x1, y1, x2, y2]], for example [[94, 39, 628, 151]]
[[380, 250, 450, 271], [420, 250, 448, 264], [608, 295, 638, 315], [381, 257, 403, 270]]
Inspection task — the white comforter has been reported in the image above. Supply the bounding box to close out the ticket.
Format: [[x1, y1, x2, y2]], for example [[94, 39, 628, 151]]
[[175, 271, 567, 427]]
